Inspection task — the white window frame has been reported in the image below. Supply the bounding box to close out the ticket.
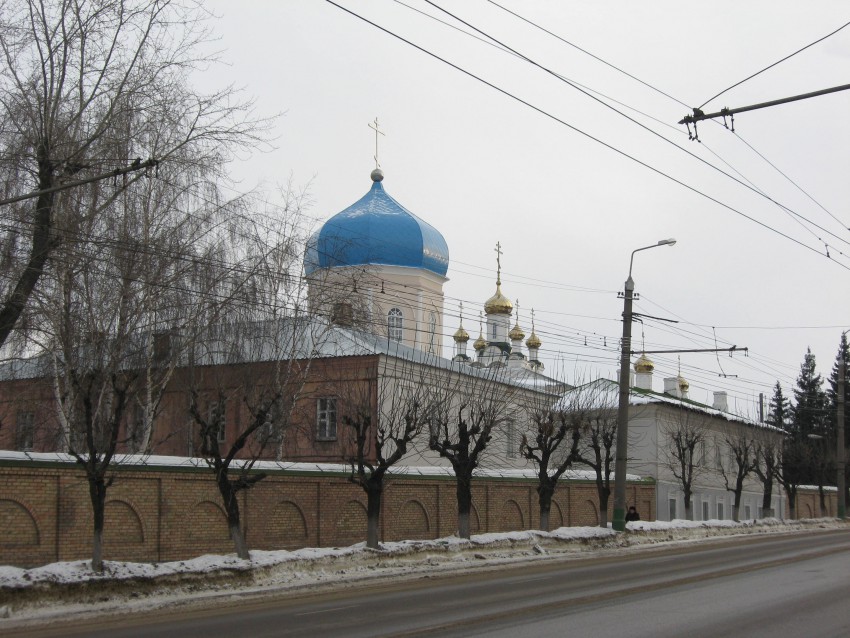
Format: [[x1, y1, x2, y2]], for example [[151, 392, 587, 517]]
[[702, 500, 710, 521], [388, 308, 403, 342], [669, 497, 677, 520], [317, 397, 338, 440]]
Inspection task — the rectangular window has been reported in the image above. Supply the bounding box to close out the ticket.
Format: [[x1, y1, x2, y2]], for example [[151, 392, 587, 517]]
[[16, 412, 34, 451], [388, 308, 403, 342], [744, 505, 752, 520], [715, 440, 723, 470], [669, 498, 677, 520], [699, 441, 707, 466], [702, 501, 710, 521], [317, 397, 337, 440], [717, 502, 725, 520]]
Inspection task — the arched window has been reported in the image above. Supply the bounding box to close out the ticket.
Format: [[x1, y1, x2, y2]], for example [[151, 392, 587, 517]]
[[388, 307, 403, 342]]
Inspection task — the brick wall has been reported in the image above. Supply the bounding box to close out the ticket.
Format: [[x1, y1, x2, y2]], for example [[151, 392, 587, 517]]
[[0, 459, 656, 568]]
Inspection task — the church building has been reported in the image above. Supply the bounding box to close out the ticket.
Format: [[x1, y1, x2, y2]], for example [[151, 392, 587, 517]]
[[305, 167, 544, 374]]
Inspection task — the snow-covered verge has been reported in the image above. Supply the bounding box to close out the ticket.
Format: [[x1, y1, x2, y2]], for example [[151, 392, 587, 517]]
[[0, 518, 845, 625]]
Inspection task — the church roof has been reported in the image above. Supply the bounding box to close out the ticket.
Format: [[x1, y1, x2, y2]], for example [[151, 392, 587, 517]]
[[304, 173, 449, 277]]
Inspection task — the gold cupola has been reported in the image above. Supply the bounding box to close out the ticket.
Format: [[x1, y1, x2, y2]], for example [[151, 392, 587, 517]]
[[634, 353, 655, 374], [473, 331, 487, 351], [484, 286, 512, 315], [454, 325, 470, 343], [676, 357, 689, 394], [453, 302, 470, 343], [484, 241, 513, 315], [526, 309, 541, 349], [508, 300, 524, 340], [473, 312, 487, 351], [509, 322, 525, 341]]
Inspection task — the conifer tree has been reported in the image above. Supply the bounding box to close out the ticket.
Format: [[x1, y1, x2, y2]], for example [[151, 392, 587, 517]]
[[766, 382, 790, 431], [826, 333, 849, 432], [790, 349, 828, 439]]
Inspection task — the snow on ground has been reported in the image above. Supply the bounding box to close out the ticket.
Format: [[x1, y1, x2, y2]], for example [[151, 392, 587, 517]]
[[0, 518, 845, 626]]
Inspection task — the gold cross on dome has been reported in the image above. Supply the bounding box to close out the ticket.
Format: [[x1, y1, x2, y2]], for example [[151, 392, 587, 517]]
[[494, 241, 503, 285], [368, 117, 385, 169]]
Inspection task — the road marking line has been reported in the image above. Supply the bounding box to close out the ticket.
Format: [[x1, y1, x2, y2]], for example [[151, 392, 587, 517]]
[[295, 604, 357, 617]]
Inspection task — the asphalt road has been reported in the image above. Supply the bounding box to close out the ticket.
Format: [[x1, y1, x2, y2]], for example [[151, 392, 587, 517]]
[[13, 529, 850, 638]]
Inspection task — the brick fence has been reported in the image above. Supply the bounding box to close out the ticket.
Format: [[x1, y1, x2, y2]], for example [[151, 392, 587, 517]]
[[0, 457, 656, 568]]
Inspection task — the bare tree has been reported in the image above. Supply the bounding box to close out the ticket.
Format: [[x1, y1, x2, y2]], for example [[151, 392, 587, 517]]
[[426, 367, 516, 539], [520, 409, 579, 532], [0, 0, 265, 352], [573, 411, 618, 528], [184, 199, 322, 559], [662, 410, 708, 521], [340, 357, 432, 549], [753, 434, 781, 518], [778, 435, 811, 520], [521, 380, 617, 530], [721, 434, 757, 521]]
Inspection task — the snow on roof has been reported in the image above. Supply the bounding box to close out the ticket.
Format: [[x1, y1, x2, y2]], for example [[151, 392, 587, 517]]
[[554, 378, 784, 433], [0, 316, 564, 393]]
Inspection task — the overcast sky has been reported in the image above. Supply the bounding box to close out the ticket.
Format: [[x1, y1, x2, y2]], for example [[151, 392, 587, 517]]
[[201, 0, 850, 416]]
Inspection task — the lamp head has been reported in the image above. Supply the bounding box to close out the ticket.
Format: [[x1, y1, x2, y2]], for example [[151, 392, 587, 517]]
[[657, 238, 677, 246]]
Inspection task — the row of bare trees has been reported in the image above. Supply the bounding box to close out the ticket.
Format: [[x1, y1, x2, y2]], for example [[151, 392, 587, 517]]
[[661, 410, 806, 522]]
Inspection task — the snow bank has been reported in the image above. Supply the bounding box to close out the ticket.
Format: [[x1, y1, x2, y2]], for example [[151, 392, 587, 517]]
[[0, 518, 844, 625]]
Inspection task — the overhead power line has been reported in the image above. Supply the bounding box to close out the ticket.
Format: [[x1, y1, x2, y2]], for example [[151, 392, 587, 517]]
[[698, 18, 850, 109], [325, 1, 850, 269]]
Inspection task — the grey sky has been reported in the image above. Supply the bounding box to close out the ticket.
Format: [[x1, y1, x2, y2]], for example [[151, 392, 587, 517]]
[[201, 0, 850, 414]]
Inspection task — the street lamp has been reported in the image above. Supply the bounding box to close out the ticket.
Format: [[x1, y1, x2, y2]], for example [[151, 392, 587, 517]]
[[612, 239, 676, 532], [837, 330, 846, 520]]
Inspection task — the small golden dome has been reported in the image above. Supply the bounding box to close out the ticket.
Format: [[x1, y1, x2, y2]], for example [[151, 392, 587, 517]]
[[484, 284, 513, 315], [473, 333, 487, 351], [678, 375, 690, 392], [509, 322, 525, 341], [526, 331, 541, 349], [453, 326, 470, 342], [634, 353, 655, 373]]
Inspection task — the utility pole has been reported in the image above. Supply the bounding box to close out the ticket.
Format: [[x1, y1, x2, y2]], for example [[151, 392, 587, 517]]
[[838, 335, 846, 520]]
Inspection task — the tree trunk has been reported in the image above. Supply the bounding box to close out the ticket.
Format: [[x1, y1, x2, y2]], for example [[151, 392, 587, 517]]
[[366, 481, 383, 549], [456, 473, 473, 539], [0, 160, 55, 349], [539, 507, 550, 533], [598, 486, 610, 528], [684, 491, 693, 521], [230, 523, 248, 559], [220, 477, 249, 559], [537, 481, 554, 532], [818, 485, 826, 517], [89, 476, 107, 572], [733, 485, 743, 522], [762, 478, 774, 516]]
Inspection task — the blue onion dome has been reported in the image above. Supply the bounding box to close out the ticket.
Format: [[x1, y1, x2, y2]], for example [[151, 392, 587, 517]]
[[304, 171, 449, 277]]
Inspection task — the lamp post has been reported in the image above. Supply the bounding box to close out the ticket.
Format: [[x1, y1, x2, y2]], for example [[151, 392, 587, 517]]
[[612, 239, 676, 532], [837, 330, 846, 520]]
